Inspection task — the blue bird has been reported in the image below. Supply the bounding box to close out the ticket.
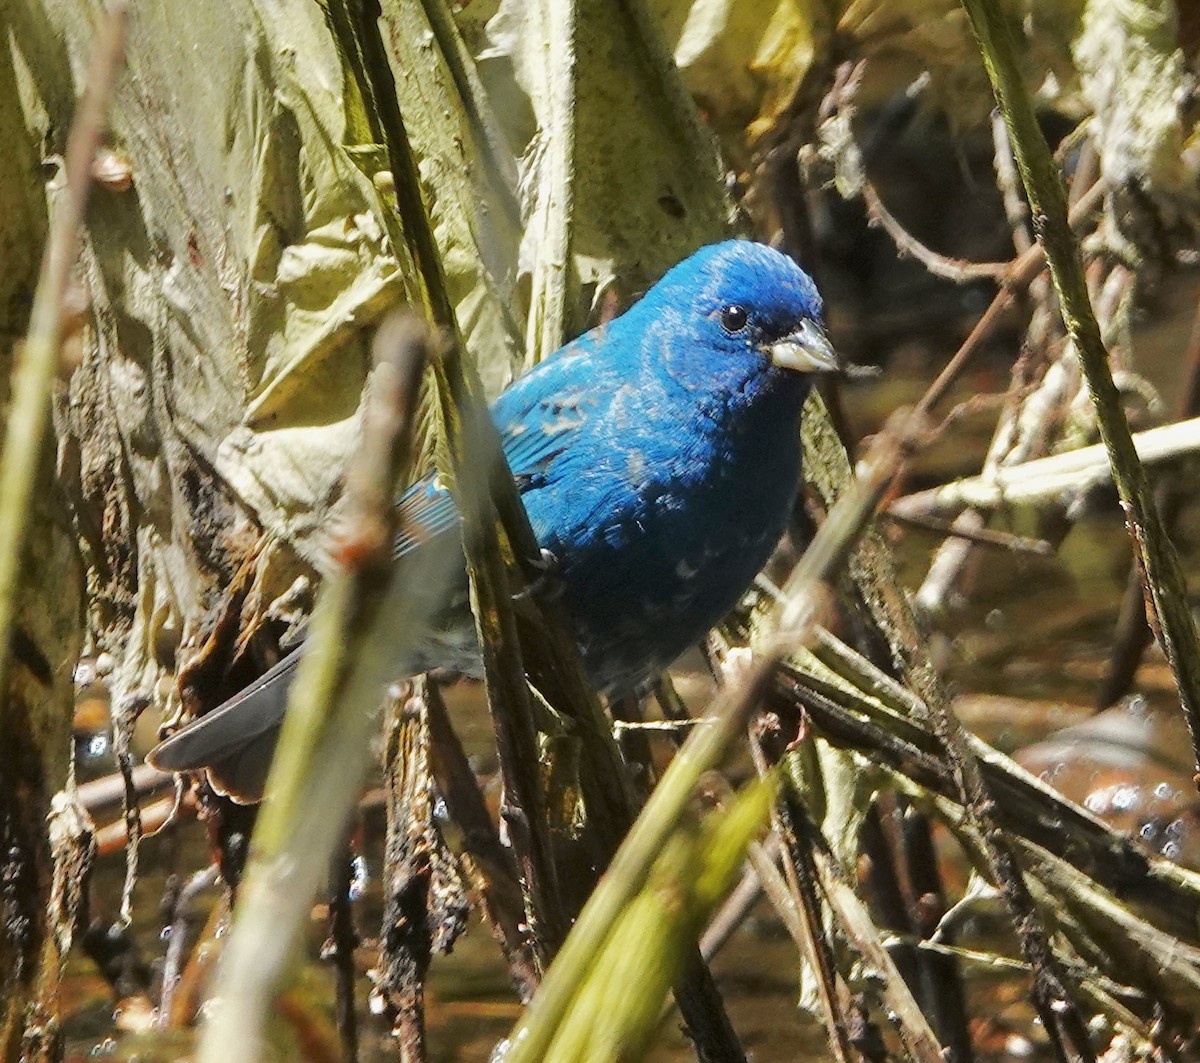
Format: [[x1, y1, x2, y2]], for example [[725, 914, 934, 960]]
[[148, 240, 839, 801]]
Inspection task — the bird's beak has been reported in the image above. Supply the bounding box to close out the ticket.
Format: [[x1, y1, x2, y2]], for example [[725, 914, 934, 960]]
[[765, 319, 841, 374]]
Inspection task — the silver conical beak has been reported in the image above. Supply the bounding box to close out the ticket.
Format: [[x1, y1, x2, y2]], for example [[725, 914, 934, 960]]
[[765, 319, 841, 374]]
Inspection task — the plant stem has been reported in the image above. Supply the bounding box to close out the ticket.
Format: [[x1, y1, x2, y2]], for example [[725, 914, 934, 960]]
[[960, 0, 1200, 792], [197, 319, 440, 1063], [889, 414, 1200, 517], [0, 0, 126, 713], [339, 0, 569, 953]]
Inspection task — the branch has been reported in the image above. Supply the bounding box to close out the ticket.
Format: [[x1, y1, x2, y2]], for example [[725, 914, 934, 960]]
[[333, 0, 637, 949], [862, 181, 1010, 282], [890, 414, 1200, 517]]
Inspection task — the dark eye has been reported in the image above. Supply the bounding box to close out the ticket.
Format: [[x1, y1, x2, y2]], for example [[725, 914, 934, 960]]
[[720, 305, 749, 334]]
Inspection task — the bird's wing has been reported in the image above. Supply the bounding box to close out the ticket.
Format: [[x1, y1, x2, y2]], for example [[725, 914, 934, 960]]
[[146, 479, 459, 800], [148, 478, 457, 790], [393, 345, 601, 551], [492, 347, 601, 493]]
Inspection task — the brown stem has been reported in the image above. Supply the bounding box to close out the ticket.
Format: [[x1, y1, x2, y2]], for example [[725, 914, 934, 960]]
[[738, 719, 854, 1063], [886, 510, 1053, 555], [328, 844, 360, 1063], [863, 182, 1010, 282], [891, 805, 975, 1063], [1097, 295, 1200, 709], [424, 683, 540, 1000]]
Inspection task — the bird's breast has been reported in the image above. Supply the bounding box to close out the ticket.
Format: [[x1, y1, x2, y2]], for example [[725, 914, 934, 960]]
[[524, 398, 804, 694]]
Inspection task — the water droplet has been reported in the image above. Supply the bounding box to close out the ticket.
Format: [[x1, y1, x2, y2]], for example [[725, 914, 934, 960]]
[[349, 854, 369, 901], [1112, 784, 1139, 811]]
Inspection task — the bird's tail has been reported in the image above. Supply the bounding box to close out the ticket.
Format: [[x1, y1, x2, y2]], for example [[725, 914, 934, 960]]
[[146, 535, 475, 804], [147, 649, 300, 803]]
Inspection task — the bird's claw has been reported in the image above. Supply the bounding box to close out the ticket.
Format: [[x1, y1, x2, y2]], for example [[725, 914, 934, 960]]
[[513, 548, 564, 602]]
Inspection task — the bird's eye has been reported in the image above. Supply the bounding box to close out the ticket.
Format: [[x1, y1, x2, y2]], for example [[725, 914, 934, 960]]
[[720, 305, 749, 334]]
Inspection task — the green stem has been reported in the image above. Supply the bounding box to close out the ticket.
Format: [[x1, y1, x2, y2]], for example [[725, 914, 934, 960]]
[[332, 0, 638, 937], [355, 0, 570, 951], [0, 1, 126, 716], [960, 0, 1200, 787]]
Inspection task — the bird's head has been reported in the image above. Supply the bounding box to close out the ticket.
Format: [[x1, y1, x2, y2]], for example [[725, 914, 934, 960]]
[[630, 240, 839, 404]]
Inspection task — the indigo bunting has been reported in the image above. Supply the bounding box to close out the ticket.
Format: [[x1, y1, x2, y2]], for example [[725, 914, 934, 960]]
[[148, 240, 839, 800]]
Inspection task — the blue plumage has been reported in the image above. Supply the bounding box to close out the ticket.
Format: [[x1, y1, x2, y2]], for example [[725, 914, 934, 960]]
[[149, 240, 838, 800]]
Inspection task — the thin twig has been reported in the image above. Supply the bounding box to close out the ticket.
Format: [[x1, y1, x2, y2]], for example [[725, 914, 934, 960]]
[[377, 686, 462, 1063], [165, 897, 227, 1028], [887, 804, 974, 1063], [675, 948, 751, 1063], [610, 693, 657, 793], [912, 337, 1074, 615], [749, 734, 855, 1063], [743, 841, 811, 961], [885, 510, 1053, 554], [329, 844, 360, 1063], [0, 0, 127, 708], [858, 811, 923, 1017], [112, 694, 144, 928], [1067, 138, 1099, 210], [424, 683, 540, 999], [798, 806, 946, 1063], [862, 182, 1010, 282], [157, 865, 221, 1028], [992, 114, 1034, 255], [698, 835, 780, 962], [612, 717, 715, 735]]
